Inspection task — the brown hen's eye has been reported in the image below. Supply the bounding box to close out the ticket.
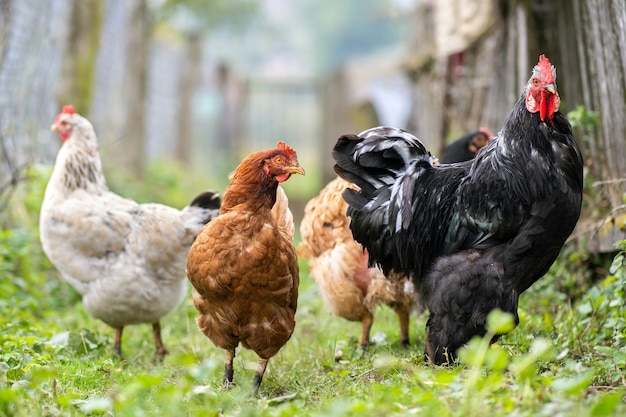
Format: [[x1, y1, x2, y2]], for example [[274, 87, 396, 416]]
[[275, 157, 284, 164]]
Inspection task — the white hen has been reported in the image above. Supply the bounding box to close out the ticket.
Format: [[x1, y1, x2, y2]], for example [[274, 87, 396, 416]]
[[40, 105, 221, 359]]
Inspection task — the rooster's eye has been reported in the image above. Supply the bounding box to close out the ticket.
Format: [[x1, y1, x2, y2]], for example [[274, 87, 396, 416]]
[[532, 79, 540, 86]]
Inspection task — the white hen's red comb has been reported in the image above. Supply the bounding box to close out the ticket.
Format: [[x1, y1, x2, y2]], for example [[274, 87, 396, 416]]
[[62, 105, 76, 115]]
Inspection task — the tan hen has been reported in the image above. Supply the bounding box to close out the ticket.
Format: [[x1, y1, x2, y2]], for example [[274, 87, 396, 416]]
[[298, 177, 416, 347]]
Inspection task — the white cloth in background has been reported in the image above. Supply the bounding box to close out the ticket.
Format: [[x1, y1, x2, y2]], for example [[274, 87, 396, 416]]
[[435, 0, 498, 57]]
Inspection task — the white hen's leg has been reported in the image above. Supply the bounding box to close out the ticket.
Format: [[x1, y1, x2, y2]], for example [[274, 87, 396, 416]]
[[113, 327, 123, 357], [152, 322, 169, 359]]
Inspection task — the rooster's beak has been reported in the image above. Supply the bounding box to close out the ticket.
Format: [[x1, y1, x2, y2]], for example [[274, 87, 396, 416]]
[[544, 84, 556, 95], [285, 166, 305, 176], [50, 123, 58, 131]]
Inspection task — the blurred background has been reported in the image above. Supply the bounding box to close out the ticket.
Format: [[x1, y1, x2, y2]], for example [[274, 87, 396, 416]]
[[1, 0, 625, 250]]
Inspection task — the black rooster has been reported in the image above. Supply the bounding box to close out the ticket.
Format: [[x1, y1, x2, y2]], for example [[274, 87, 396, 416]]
[[333, 55, 583, 364]]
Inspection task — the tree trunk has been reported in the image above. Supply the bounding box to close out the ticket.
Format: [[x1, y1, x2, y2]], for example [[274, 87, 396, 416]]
[[321, 69, 353, 184], [123, 0, 150, 177], [176, 31, 202, 164], [0, 0, 14, 209], [0, 0, 12, 71], [57, 0, 103, 114], [578, 0, 626, 207]]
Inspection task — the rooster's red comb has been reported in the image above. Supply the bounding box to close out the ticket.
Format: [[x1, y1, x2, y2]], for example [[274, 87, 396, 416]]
[[62, 105, 76, 115], [536, 55, 555, 81], [277, 141, 297, 158]]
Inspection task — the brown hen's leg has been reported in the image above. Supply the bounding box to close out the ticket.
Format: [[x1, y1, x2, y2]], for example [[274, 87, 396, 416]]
[[113, 327, 123, 357], [396, 307, 411, 347], [152, 322, 169, 359], [359, 313, 374, 347], [224, 349, 235, 387], [252, 358, 268, 396]]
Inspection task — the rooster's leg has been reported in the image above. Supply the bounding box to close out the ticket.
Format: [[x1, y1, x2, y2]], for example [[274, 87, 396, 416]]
[[251, 358, 268, 396], [152, 322, 169, 360], [224, 349, 235, 387], [396, 307, 411, 347], [113, 327, 123, 357], [359, 313, 374, 347]]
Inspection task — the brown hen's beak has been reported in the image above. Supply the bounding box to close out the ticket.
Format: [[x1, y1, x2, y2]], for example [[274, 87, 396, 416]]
[[285, 165, 305, 175], [50, 123, 57, 131], [544, 84, 556, 94]]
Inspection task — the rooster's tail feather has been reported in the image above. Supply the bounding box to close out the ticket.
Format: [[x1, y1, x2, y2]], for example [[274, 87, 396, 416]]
[[332, 126, 432, 196], [332, 127, 433, 275]]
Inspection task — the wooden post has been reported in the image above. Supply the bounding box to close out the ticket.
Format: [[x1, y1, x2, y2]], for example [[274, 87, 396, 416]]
[[123, 0, 150, 177], [56, 0, 103, 114], [176, 31, 202, 165]]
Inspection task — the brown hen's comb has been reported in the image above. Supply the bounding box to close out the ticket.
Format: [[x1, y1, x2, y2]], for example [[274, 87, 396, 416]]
[[62, 105, 76, 115], [277, 141, 297, 158]]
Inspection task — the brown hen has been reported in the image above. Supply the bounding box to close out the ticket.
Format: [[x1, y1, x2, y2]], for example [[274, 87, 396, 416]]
[[298, 177, 416, 347], [187, 142, 304, 394]]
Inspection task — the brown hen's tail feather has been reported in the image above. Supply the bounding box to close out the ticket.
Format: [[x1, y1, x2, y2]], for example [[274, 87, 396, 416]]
[[272, 186, 295, 240], [363, 272, 416, 313]]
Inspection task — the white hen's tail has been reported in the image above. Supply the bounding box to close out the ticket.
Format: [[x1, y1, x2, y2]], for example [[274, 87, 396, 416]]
[[182, 191, 222, 234]]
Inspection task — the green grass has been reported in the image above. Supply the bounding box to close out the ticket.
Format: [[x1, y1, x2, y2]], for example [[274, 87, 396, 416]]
[[1, 167, 625, 416]]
